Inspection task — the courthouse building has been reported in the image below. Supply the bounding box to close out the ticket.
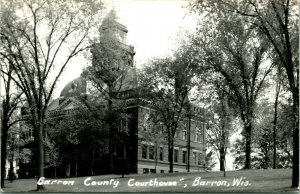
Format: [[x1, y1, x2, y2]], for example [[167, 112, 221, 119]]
[[18, 10, 207, 178]]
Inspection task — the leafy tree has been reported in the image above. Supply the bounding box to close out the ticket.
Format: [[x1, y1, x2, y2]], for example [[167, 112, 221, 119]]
[[272, 69, 281, 169], [276, 99, 293, 168], [205, 150, 217, 171], [189, 0, 299, 187], [230, 138, 246, 170], [186, 9, 273, 169], [46, 97, 109, 177], [44, 135, 61, 178], [82, 10, 135, 173], [252, 103, 275, 169], [139, 55, 197, 172], [139, 109, 166, 172], [206, 81, 233, 171], [6, 123, 32, 179], [232, 99, 293, 169], [0, 62, 23, 188], [0, 0, 104, 190]]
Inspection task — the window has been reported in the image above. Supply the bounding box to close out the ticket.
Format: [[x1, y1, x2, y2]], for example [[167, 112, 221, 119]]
[[24, 127, 34, 141], [143, 168, 149, 174], [23, 148, 32, 164], [182, 150, 187, 163], [194, 131, 198, 142], [183, 130, 187, 140], [159, 147, 164, 161], [174, 149, 178, 162], [174, 131, 179, 138], [149, 145, 155, 160], [198, 153, 202, 165], [199, 128, 203, 143], [160, 170, 164, 173], [45, 153, 50, 163], [150, 169, 156, 173], [194, 126, 203, 143], [120, 115, 127, 132], [143, 113, 150, 131], [29, 128, 34, 140], [142, 144, 147, 159], [193, 152, 197, 164]]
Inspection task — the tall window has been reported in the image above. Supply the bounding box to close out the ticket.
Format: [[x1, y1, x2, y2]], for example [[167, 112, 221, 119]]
[[198, 153, 202, 165], [29, 128, 34, 140], [149, 145, 155, 160], [24, 127, 34, 141], [174, 149, 178, 162], [159, 147, 164, 161], [183, 130, 187, 140], [199, 125, 203, 143], [182, 150, 187, 163], [120, 115, 127, 132], [194, 129, 199, 142], [143, 113, 150, 131], [193, 152, 197, 164], [174, 131, 179, 138], [142, 144, 147, 159], [194, 126, 203, 143]]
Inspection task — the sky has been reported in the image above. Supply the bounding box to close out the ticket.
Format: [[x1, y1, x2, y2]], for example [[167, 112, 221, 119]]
[[53, 0, 198, 98]]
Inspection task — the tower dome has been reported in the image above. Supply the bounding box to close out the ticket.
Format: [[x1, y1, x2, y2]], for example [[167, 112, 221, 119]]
[[60, 77, 87, 98]]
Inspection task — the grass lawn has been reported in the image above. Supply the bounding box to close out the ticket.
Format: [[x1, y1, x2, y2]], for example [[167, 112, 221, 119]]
[[2, 168, 299, 192]]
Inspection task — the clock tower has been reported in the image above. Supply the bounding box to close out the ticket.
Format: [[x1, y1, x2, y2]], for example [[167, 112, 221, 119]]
[[98, 9, 135, 68]]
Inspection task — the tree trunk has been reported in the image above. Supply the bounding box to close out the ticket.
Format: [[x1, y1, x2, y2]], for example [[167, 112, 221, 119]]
[[75, 158, 78, 177], [1, 117, 8, 188], [154, 143, 158, 172], [281, 19, 298, 188], [66, 163, 70, 178], [220, 158, 225, 171], [291, 89, 299, 188], [187, 118, 191, 172], [123, 144, 127, 159], [220, 148, 225, 171], [54, 167, 57, 178], [37, 121, 45, 190], [91, 146, 94, 176], [168, 136, 174, 173], [108, 89, 115, 174], [220, 124, 226, 171], [0, 67, 13, 188], [272, 79, 280, 169], [244, 124, 252, 169]]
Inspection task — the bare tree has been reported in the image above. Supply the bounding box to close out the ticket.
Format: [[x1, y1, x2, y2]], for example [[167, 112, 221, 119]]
[[0, 0, 104, 190]]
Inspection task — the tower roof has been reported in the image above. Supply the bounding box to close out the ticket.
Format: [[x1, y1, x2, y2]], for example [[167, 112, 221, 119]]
[[100, 9, 128, 33]]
